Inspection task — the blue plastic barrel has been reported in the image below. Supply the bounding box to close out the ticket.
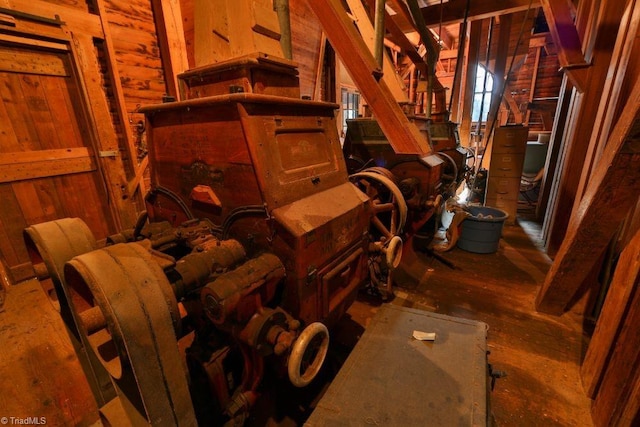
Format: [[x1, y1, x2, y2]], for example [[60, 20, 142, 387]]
[[457, 206, 509, 254]]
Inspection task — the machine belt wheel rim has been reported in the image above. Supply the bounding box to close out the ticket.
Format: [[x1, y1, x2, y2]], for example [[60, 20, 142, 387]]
[[385, 235, 403, 269], [288, 322, 330, 388], [350, 170, 408, 236], [23, 218, 97, 312]]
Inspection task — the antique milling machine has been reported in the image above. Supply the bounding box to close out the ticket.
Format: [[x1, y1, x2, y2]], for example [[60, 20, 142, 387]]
[[22, 1, 466, 425]]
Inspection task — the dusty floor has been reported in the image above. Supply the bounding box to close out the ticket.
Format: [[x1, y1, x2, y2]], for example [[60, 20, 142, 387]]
[[0, 209, 594, 426], [387, 216, 594, 427]]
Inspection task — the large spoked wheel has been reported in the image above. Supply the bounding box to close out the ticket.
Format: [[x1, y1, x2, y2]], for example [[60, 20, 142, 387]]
[[350, 170, 407, 240], [288, 322, 330, 388], [350, 169, 408, 299]]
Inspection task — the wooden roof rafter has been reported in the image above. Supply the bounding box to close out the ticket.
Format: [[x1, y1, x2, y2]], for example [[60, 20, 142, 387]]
[[539, 0, 590, 92], [392, 0, 543, 29]]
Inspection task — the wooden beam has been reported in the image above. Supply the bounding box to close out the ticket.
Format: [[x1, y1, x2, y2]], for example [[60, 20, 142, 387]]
[[126, 155, 149, 199], [481, 14, 512, 166], [71, 33, 138, 230], [313, 32, 327, 101], [345, 0, 407, 102], [394, 0, 542, 29], [581, 228, 640, 397], [524, 46, 542, 125], [502, 83, 523, 124], [0, 33, 68, 52], [540, 0, 589, 92], [459, 19, 483, 147], [2, 0, 103, 37], [574, 0, 640, 210], [535, 72, 640, 314], [307, 0, 431, 155], [384, 12, 428, 77], [151, 0, 189, 100], [0, 148, 95, 182], [544, 0, 628, 256], [590, 248, 640, 424]]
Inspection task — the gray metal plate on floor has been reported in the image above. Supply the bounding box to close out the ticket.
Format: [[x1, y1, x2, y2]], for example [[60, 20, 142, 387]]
[[306, 304, 489, 426]]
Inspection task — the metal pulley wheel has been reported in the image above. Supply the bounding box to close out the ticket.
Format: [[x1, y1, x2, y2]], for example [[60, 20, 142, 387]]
[[349, 170, 408, 238], [23, 218, 98, 312], [288, 322, 330, 388], [64, 243, 196, 424]]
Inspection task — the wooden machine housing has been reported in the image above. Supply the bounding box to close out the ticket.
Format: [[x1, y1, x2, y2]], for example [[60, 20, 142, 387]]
[[140, 61, 370, 326]]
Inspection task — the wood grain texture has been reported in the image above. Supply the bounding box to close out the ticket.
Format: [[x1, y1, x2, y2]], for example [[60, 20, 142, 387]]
[[582, 228, 640, 397], [544, 0, 627, 256], [536, 70, 640, 314], [307, 0, 431, 155], [0, 280, 99, 426]]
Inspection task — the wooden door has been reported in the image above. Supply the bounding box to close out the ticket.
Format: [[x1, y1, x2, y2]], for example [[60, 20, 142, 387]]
[[0, 26, 117, 281]]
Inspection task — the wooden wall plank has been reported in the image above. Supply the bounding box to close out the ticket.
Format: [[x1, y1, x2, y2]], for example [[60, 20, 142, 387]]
[[0, 185, 29, 264], [591, 271, 640, 425], [18, 74, 64, 150], [0, 73, 40, 152], [2, 0, 102, 36], [150, 0, 189, 99], [581, 228, 640, 397], [290, 0, 323, 98], [544, 0, 628, 256], [0, 150, 95, 182], [0, 46, 69, 76], [536, 71, 640, 314]]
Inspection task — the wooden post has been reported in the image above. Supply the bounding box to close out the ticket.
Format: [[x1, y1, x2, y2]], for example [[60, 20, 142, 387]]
[[345, 0, 408, 102], [480, 14, 512, 170], [151, 0, 189, 100], [544, 0, 628, 256], [535, 71, 640, 314], [524, 46, 542, 124], [581, 228, 640, 397], [589, 239, 640, 424], [539, 0, 589, 92], [459, 19, 482, 147]]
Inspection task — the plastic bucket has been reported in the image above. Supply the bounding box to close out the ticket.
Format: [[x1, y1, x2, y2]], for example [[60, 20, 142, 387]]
[[457, 206, 509, 254]]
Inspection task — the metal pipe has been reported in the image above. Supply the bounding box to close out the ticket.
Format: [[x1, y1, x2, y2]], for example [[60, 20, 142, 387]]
[[374, 0, 386, 68], [274, 0, 293, 60]]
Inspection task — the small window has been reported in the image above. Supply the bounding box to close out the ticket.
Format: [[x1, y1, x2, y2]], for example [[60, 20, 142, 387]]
[[341, 88, 360, 135], [471, 65, 493, 122]]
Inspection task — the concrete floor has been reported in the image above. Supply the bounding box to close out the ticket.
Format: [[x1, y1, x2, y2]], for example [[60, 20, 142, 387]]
[[0, 210, 594, 426]]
